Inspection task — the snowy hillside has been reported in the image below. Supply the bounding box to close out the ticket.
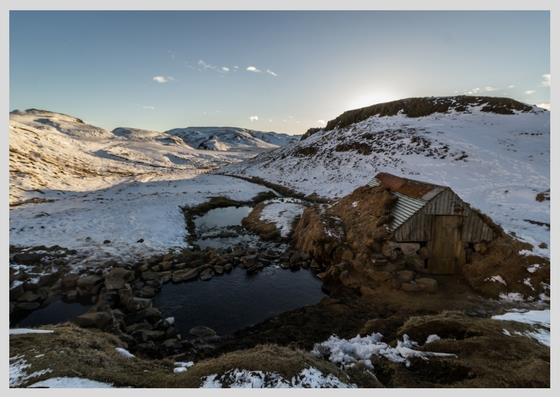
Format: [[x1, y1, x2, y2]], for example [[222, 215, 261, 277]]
[[9, 110, 290, 205], [225, 96, 550, 255], [165, 126, 299, 151]]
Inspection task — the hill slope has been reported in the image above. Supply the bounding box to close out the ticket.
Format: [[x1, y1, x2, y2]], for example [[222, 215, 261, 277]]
[[9, 110, 292, 205], [225, 96, 550, 254]]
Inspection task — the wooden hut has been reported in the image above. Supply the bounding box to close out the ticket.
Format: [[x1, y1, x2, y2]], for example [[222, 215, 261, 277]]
[[369, 172, 495, 274]]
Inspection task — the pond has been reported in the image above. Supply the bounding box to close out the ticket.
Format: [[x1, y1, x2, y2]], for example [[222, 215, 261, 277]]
[[194, 206, 252, 232], [193, 205, 256, 249], [11, 298, 92, 328], [153, 266, 326, 336]]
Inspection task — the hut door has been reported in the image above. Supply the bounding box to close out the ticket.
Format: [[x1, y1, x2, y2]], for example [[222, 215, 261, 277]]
[[427, 215, 464, 274]]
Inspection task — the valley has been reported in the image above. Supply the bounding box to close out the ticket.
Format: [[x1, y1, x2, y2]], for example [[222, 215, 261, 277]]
[[9, 97, 550, 388]]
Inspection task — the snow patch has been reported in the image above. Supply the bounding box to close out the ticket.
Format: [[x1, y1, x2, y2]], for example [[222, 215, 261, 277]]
[[492, 309, 550, 346], [10, 329, 54, 335], [28, 377, 113, 388], [115, 347, 135, 359], [485, 275, 507, 285], [259, 199, 306, 237], [200, 367, 354, 388], [10, 355, 52, 387], [311, 333, 455, 369]]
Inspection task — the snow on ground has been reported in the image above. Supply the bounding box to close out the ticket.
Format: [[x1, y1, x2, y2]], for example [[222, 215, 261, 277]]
[[492, 309, 550, 346], [200, 367, 354, 388], [10, 174, 270, 265], [9, 329, 54, 335], [227, 106, 549, 255], [115, 347, 135, 359], [28, 377, 113, 388], [173, 361, 194, 374], [9, 355, 52, 387], [259, 198, 306, 237], [311, 332, 455, 369]]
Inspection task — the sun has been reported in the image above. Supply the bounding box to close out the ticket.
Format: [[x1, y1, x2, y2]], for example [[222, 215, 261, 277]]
[[346, 91, 403, 111]]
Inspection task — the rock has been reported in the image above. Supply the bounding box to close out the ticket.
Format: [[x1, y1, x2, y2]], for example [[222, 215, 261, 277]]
[[172, 268, 199, 283], [65, 290, 78, 301], [213, 265, 224, 275], [138, 286, 156, 298], [405, 255, 427, 272], [17, 290, 41, 302], [123, 297, 152, 312], [104, 268, 134, 290], [141, 271, 159, 281], [381, 241, 400, 260], [77, 274, 103, 290], [162, 338, 182, 350], [160, 261, 174, 271], [16, 302, 41, 311], [401, 282, 423, 292], [199, 268, 214, 281], [74, 311, 113, 329], [12, 252, 44, 265], [159, 271, 172, 284], [396, 270, 415, 282], [103, 240, 111, 244], [10, 284, 25, 300], [137, 238, 144, 243], [189, 326, 217, 338], [224, 263, 233, 272], [397, 243, 420, 256], [416, 277, 438, 292], [61, 274, 80, 289]]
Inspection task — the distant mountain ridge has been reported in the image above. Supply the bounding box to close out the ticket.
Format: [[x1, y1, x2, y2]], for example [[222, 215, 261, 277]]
[[164, 126, 299, 151]]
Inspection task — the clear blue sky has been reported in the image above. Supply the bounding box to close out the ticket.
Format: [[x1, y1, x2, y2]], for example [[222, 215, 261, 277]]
[[10, 11, 550, 134]]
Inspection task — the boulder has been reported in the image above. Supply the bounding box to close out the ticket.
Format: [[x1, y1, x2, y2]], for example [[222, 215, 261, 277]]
[[396, 270, 415, 282], [77, 274, 103, 290], [17, 290, 42, 303], [381, 241, 400, 260], [104, 268, 134, 290], [61, 274, 80, 290], [172, 268, 199, 283], [74, 311, 113, 329], [397, 243, 420, 256], [416, 277, 438, 293], [401, 282, 423, 292], [199, 268, 214, 281], [138, 286, 157, 298], [189, 326, 217, 338], [141, 271, 159, 281]]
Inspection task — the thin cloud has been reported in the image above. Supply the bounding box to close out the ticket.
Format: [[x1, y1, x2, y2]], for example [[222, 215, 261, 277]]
[[541, 73, 550, 87], [142, 105, 155, 110], [525, 90, 536, 95], [317, 119, 326, 126], [197, 59, 230, 74], [507, 84, 516, 89], [153, 75, 173, 83], [246, 66, 261, 73], [537, 103, 550, 110], [249, 115, 259, 122], [484, 86, 497, 92], [266, 69, 278, 77]]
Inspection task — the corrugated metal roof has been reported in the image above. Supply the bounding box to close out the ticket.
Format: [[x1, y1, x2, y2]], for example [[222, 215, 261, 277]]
[[389, 192, 427, 231], [368, 176, 428, 231]]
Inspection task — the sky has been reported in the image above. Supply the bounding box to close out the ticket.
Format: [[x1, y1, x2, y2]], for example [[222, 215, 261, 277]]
[[10, 11, 550, 135]]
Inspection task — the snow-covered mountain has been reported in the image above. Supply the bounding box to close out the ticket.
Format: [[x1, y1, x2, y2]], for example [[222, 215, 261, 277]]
[[165, 126, 299, 151], [9, 110, 291, 205], [225, 96, 550, 254]]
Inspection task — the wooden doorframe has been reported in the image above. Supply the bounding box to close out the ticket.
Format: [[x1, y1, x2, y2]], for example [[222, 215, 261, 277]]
[[427, 215, 465, 274]]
